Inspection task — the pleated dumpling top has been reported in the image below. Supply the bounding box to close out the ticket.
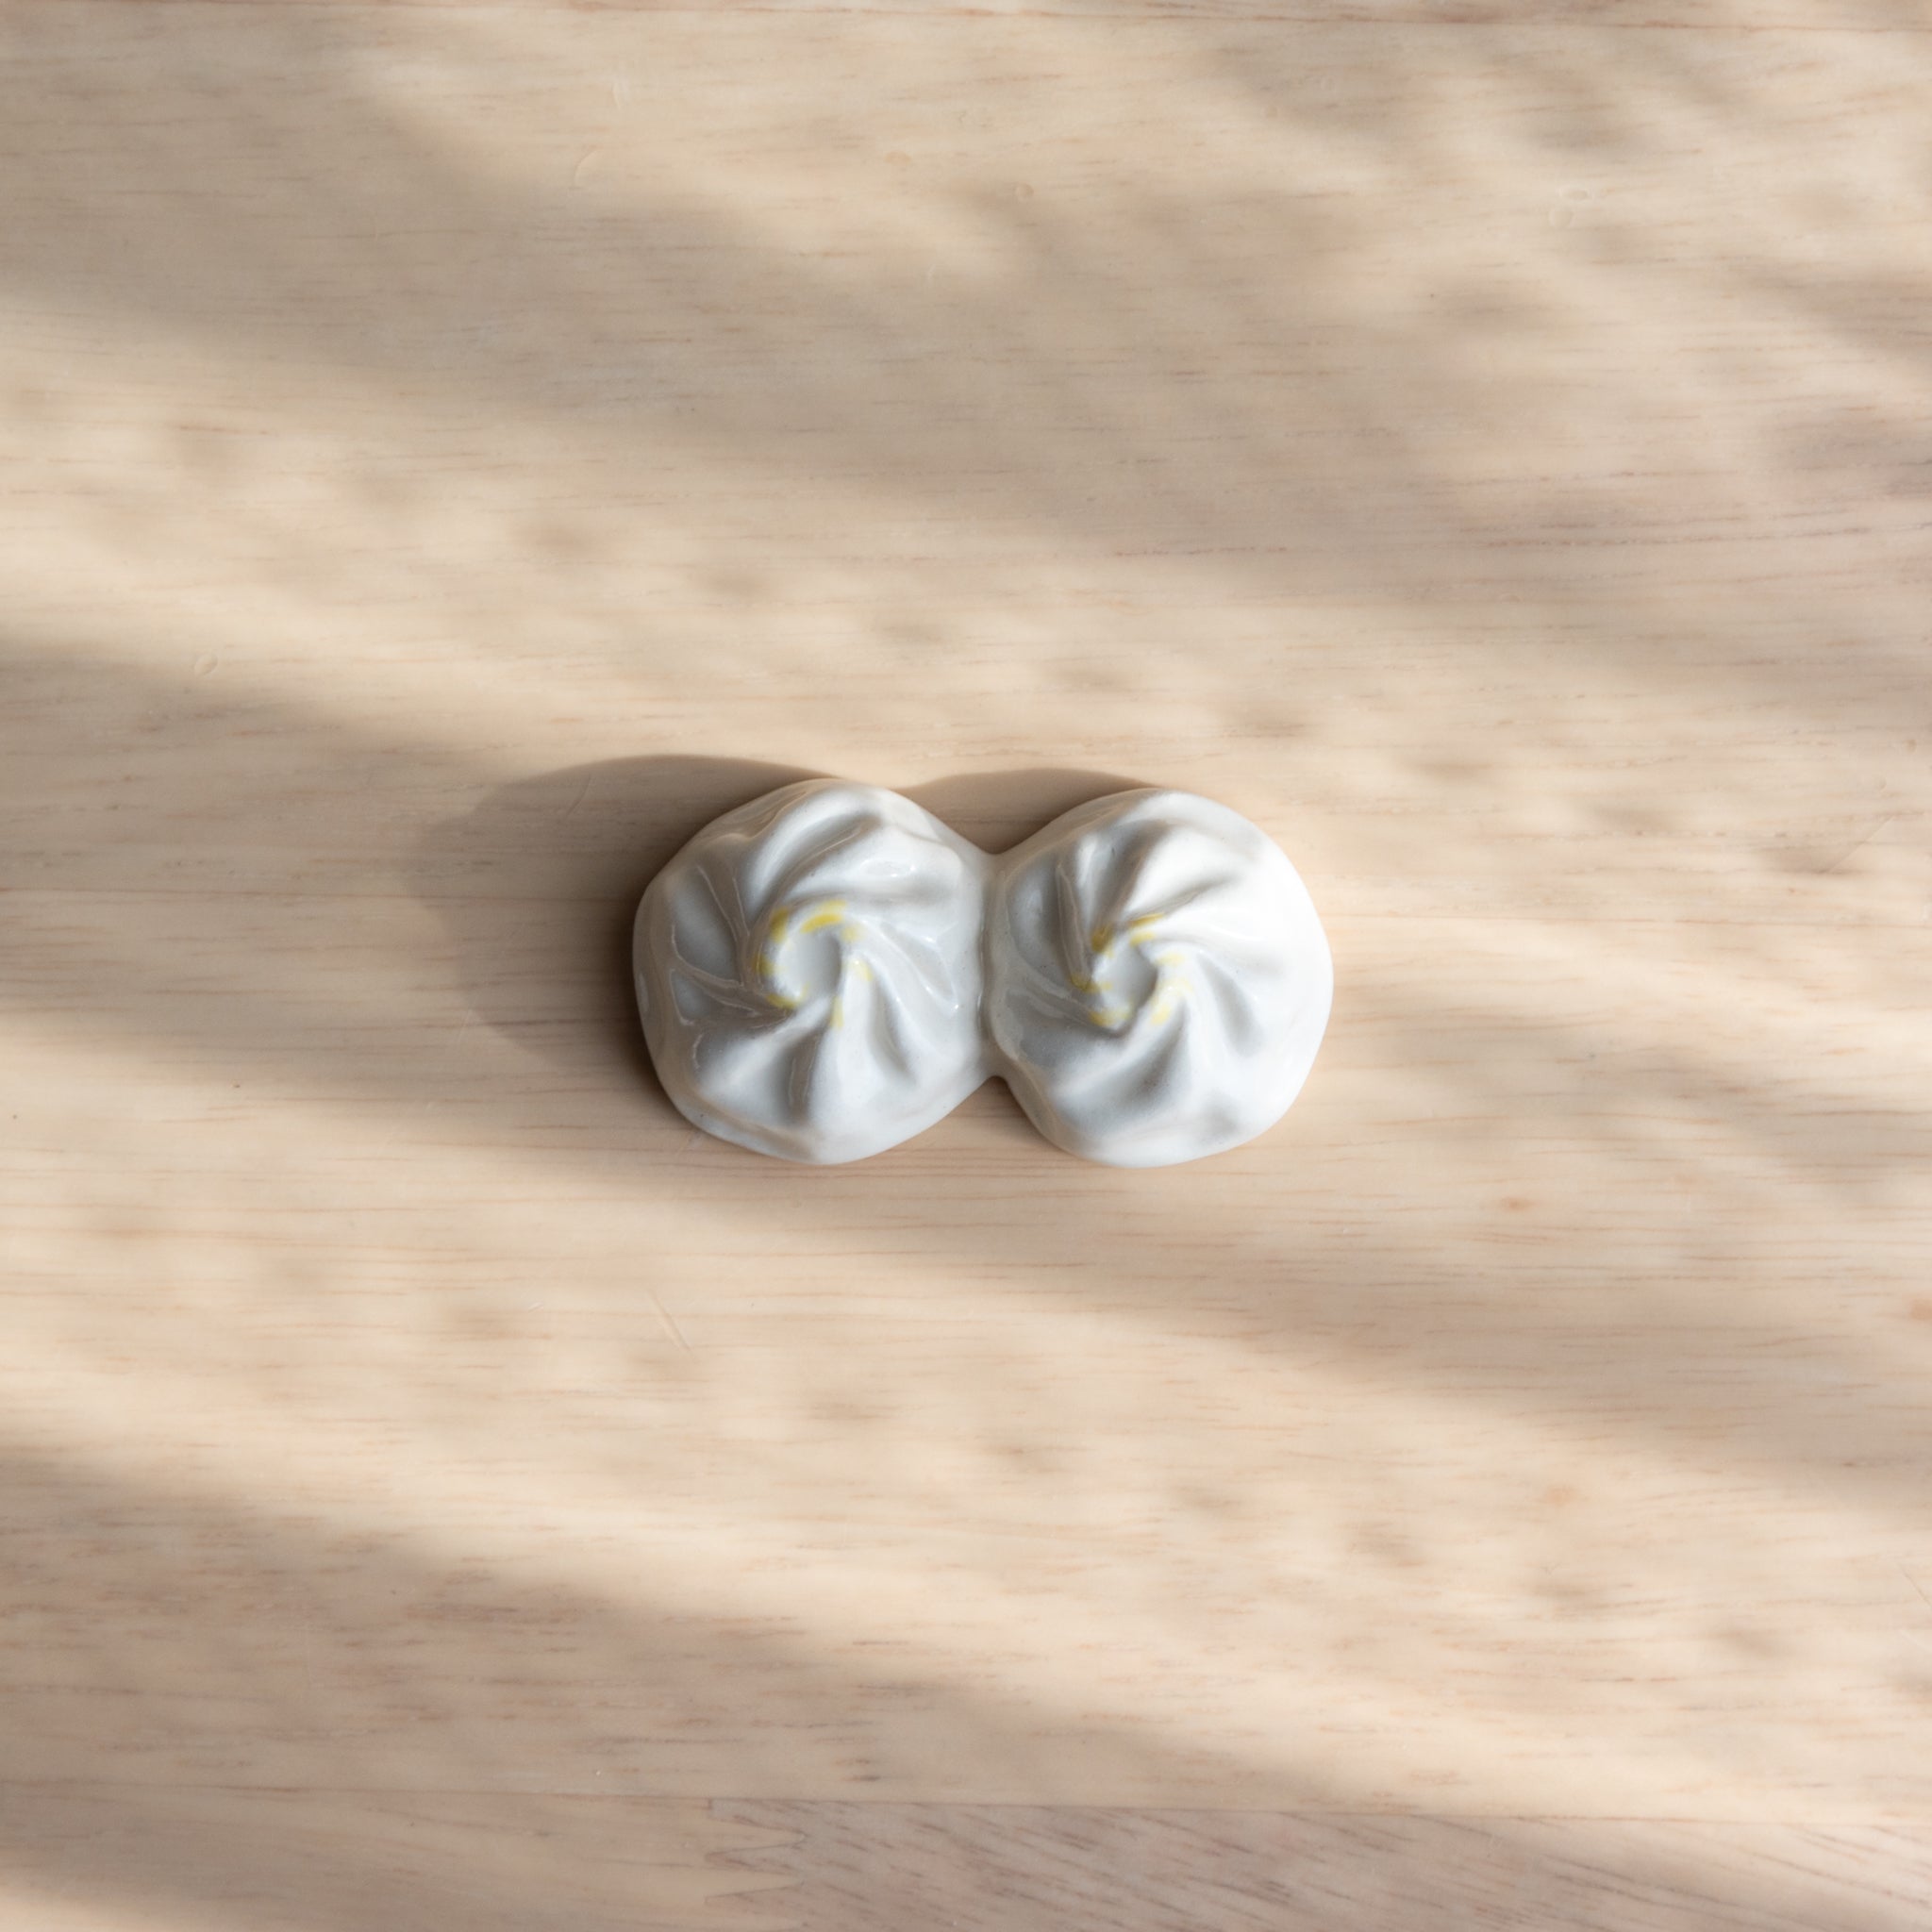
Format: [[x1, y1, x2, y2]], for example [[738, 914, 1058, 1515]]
[[986, 790, 1332, 1167], [635, 781, 989, 1164]]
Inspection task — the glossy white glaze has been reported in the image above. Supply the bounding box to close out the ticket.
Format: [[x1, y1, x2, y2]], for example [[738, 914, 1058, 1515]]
[[634, 781, 990, 1164], [635, 781, 1331, 1166], [986, 789, 1333, 1167]]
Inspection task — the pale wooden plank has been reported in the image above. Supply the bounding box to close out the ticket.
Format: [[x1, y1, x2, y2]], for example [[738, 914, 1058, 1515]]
[[1, 4, 1929, 1928], [721, 1804, 1932, 1932], [0, 1788, 796, 1932], [76, 0, 1932, 34], [9, 1792, 1929, 1932]]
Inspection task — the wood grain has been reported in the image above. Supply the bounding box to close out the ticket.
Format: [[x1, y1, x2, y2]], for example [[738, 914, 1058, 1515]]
[[1, 1, 1928, 1925], [719, 1806, 1932, 1932]]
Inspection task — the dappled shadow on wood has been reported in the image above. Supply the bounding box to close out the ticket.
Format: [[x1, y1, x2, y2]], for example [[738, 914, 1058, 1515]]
[[3, 2, 1931, 1928]]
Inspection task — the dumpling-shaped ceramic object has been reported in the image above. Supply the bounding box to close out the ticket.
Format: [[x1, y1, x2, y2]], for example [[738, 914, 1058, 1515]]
[[985, 790, 1332, 1167], [635, 779, 1331, 1165], [634, 780, 989, 1163]]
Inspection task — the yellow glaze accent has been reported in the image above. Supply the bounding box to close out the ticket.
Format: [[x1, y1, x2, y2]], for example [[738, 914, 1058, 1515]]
[[796, 900, 848, 938], [758, 901, 847, 1010]]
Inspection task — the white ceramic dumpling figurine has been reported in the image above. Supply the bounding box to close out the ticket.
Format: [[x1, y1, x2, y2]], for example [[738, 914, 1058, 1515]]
[[634, 781, 989, 1163], [985, 790, 1332, 1167], [635, 780, 1331, 1166]]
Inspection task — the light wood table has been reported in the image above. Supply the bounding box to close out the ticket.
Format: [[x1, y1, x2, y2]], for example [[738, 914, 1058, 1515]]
[[3, 2, 1928, 1925]]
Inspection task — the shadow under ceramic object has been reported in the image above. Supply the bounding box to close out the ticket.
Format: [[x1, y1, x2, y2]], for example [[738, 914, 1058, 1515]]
[[408, 757, 1147, 1124]]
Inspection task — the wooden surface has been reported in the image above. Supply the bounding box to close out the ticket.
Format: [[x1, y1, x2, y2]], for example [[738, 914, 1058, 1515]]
[[3, 1, 1929, 1925]]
